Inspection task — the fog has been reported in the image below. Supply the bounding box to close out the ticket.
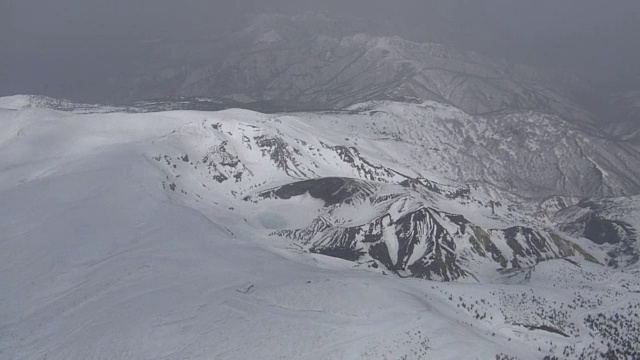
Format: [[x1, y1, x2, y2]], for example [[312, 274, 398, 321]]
[[2, 0, 639, 100]]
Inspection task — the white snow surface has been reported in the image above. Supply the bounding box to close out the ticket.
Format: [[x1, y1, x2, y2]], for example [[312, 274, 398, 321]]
[[1, 97, 639, 359]]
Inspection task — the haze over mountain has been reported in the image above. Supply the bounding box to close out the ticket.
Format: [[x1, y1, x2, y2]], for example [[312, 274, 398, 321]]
[[3, 1, 640, 121], [2, 2, 640, 359]]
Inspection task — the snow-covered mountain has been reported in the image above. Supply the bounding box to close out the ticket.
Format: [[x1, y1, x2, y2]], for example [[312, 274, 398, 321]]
[[2, 96, 639, 359], [554, 195, 640, 268], [604, 91, 640, 143], [137, 14, 589, 120], [249, 177, 598, 282], [97, 13, 596, 125]]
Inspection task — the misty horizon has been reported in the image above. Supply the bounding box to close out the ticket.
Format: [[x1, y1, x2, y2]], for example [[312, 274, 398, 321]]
[[1, 1, 639, 131]]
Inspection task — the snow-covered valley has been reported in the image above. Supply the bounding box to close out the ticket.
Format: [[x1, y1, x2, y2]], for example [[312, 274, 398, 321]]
[[1, 97, 639, 359]]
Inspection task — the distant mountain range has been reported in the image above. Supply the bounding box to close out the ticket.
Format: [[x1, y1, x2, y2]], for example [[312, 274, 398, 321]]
[[124, 14, 590, 119], [8, 13, 637, 129]]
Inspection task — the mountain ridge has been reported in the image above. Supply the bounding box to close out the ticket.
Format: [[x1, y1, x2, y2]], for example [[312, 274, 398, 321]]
[[2, 96, 640, 358]]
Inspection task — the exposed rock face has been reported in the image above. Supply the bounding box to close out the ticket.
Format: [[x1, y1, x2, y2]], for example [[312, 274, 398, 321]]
[[554, 197, 640, 268], [5, 95, 638, 279], [250, 178, 596, 281]]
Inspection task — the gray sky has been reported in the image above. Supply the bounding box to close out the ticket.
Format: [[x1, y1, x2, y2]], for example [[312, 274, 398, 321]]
[[3, 0, 640, 98], [7, 0, 639, 39]]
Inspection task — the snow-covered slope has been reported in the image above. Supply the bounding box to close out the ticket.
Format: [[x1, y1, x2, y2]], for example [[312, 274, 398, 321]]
[[247, 177, 596, 282], [604, 91, 640, 144], [344, 102, 640, 198], [1, 98, 639, 359], [0, 95, 117, 113], [554, 196, 640, 268]]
